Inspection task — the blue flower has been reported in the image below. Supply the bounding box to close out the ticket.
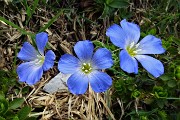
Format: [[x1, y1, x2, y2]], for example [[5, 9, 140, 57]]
[[58, 40, 113, 95], [106, 19, 165, 78], [17, 32, 55, 85]]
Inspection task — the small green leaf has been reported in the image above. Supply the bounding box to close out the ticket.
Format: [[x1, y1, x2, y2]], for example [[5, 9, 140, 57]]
[[0, 116, 6, 120], [0, 94, 9, 115], [12, 115, 19, 120], [143, 98, 154, 105], [4, 110, 16, 119], [17, 106, 31, 120], [148, 28, 157, 35], [107, 0, 129, 8], [131, 89, 141, 98], [100, 4, 112, 18], [160, 74, 172, 81], [156, 99, 167, 109], [167, 80, 176, 88], [105, 0, 113, 4], [0, 93, 5, 100], [9, 98, 24, 110]]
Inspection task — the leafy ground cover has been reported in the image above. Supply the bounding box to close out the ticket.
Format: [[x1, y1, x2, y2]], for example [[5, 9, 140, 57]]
[[0, 0, 179, 119]]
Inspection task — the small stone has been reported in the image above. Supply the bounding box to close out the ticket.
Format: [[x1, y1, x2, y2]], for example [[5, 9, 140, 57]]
[[43, 72, 71, 94]]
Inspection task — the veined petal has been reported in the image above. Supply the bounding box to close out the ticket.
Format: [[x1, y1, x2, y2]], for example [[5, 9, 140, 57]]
[[137, 35, 165, 54], [89, 71, 112, 93], [17, 61, 43, 85], [35, 32, 48, 55], [67, 72, 89, 95], [135, 55, 164, 78], [92, 48, 113, 69], [120, 50, 138, 74], [43, 50, 55, 71], [74, 40, 94, 61], [106, 24, 127, 49], [120, 19, 140, 44], [58, 54, 80, 74], [17, 42, 39, 61]]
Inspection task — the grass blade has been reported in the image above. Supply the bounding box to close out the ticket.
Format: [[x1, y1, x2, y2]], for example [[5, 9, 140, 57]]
[[26, 0, 39, 25], [39, 9, 64, 32], [0, 16, 34, 36]]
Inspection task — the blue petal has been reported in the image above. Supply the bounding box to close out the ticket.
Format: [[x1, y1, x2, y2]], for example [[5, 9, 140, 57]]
[[120, 50, 138, 74], [17, 42, 39, 61], [74, 40, 94, 61], [58, 54, 80, 74], [120, 19, 140, 44], [135, 55, 164, 78], [35, 32, 48, 55], [17, 61, 43, 85], [92, 48, 113, 69], [89, 71, 112, 93], [106, 24, 127, 49], [137, 35, 165, 54], [42, 50, 55, 71], [67, 72, 89, 95]]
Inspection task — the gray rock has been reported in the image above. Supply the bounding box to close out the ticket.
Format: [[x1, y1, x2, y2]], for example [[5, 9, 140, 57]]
[[43, 72, 71, 94]]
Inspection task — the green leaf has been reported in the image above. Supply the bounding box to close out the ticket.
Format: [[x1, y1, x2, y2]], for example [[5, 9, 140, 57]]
[[12, 115, 19, 120], [125, 108, 158, 117], [0, 94, 9, 115], [160, 74, 172, 81], [4, 110, 16, 119], [0, 116, 6, 120], [148, 28, 157, 35], [156, 99, 167, 109], [26, 0, 39, 25], [17, 106, 31, 120], [9, 98, 24, 110], [0, 93, 5, 100], [100, 3, 112, 18], [107, 0, 129, 8], [167, 80, 176, 88], [105, 0, 113, 4]]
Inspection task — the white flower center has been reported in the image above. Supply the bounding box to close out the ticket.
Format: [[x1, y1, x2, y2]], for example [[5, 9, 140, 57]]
[[126, 42, 142, 57], [81, 63, 92, 74], [35, 55, 45, 65]]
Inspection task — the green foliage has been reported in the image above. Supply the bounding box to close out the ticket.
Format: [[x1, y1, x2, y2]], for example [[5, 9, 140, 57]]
[[9, 98, 24, 110], [0, 70, 17, 94], [0, 0, 179, 119], [17, 106, 32, 120], [0, 93, 34, 120], [131, 89, 141, 98], [0, 70, 35, 120], [23, 0, 39, 25], [98, 9, 179, 118], [105, 0, 129, 8], [95, 0, 129, 18], [153, 86, 168, 99]]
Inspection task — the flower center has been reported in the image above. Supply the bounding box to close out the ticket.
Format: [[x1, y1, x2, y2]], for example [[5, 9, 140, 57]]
[[35, 55, 45, 65], [81, 63, 92, 74], [126, 42, 141, 57]]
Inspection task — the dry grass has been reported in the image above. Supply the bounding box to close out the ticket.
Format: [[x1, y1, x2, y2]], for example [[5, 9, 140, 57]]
[[24, 85, 115, 120]]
